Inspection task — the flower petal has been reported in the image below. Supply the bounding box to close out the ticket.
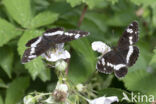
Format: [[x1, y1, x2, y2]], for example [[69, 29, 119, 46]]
[[87, 96, 118, 104], [92, 41, 111, 54], [42, 43, 70, 62]]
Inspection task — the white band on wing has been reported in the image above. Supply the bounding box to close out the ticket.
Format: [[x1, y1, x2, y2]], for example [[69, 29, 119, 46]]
[[126, 46, 133, 64], [44, 31, 64, 36]]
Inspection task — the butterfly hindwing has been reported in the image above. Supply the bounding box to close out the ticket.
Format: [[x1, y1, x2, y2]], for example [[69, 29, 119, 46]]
[[96, 50, 128, 78], [118, 21, 139, 48], [114, 67, 128, 78]]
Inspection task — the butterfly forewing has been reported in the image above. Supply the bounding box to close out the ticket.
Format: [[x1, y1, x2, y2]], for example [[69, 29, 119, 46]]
[[116, 46, 139, 67], [22, 36, 51, 63], [25, 28, 64, 47], [43, 30, 89, 44], [118, 21, 139, 48], [26, 37, 40, 47]]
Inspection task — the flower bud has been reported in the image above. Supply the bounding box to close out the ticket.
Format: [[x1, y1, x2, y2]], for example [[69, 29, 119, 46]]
[[76, 83, 84, 92], [55, 60, 67, 71], [55, 83, 68, 93], [23, 95, 35, 104], [53, 83, 68, 102]]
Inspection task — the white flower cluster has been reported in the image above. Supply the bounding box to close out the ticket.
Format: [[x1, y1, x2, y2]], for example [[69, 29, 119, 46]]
[[76, 83, 84, 92], [87, 96, 119, 104], [42, 43, 70, 62], [55, 82, 68, 93], [92, 41, 111, 55]]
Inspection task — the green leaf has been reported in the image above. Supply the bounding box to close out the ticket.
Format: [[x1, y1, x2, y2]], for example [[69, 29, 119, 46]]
[[109, 0, 118, 4], [83, 0, 104, 9], [0, 18, 22, 47], [0, 47, 14, 78], [68, 38, 96, 84], [123, 69, 156, 97], [128, 53, 147, 73], [30, 11, 59, 29], [152, 5, 156, 27], [3, 0, 32, 28], [130, 0, 156, 7], [66, 0, 105, 9], [98, 88, 130, 100], [85, 13, 107, 33], [80, 18, 106, 41], [0, 95, 4, 104], [0, 78, 8, 88], [49, 1, 72, 14], [38, 69, 51, 82], [18, 30, 50, 81], [5, 77, 30, 104], [150, 49, 156, 65], [106, 0, 137, 26], [66, 0, 82, 7]]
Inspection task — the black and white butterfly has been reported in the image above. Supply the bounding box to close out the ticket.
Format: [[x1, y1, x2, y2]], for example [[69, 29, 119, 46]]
[[22, 27, 89, 64], [92, 21, 139, 78]]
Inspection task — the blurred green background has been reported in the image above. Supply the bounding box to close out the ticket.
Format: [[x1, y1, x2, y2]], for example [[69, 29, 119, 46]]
[[0, 0, 156, 104]]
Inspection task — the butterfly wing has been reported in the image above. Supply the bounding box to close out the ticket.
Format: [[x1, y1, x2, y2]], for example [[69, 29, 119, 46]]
[[25, 27, 64, 47], [117, 21, 139, 48], [96, 50, 128, 78], [22, 28, 89, 64], [25, 37, 40, 47], [117, 46, 139, 67], [43, 29, 89, 44], [22, 36, 52, 64], [117, 21, 139, 66]]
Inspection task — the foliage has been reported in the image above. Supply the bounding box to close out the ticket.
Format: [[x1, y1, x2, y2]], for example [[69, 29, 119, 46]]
[[0, 0, 156, 104]]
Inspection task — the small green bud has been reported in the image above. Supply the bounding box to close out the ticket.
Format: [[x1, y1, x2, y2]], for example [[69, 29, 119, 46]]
[[76, 83, 84, 92], [23, 95, 35, 104], [55, 60, 67, 71]]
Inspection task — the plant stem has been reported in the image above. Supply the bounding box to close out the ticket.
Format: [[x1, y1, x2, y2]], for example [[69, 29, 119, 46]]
[[78, 5, 88, 28], [65, 5, 88, 75], [65, 59, 70, 75]]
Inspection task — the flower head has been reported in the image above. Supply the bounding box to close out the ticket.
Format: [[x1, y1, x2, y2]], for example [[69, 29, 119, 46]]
[[76, 83, 84, 92], [23, 95, 35, 104], [86, 96, 119, 104], [92, 41, 111, 54], [53, 82, 68, 102], [55, 82, 68, 93], [42, 43, 70, 62]]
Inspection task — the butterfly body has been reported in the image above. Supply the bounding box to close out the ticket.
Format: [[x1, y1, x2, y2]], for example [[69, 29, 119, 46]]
[[95, 21, 139, 78]]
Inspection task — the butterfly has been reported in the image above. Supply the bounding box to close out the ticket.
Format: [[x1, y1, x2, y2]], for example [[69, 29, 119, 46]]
[[92, 21, 139, 78], [22, 27, 89, 64]]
